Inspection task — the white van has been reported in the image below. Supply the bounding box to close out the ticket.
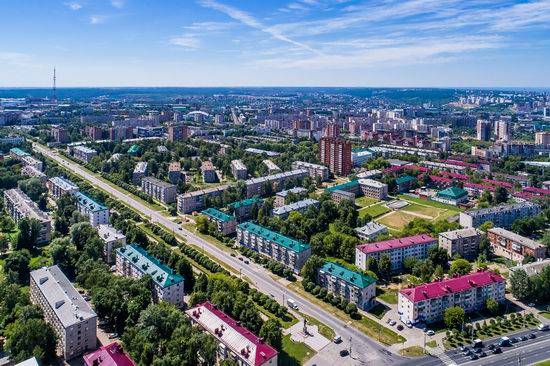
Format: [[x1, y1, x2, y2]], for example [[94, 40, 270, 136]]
[[538, 323, 549, 331], [287, 298, 298, 310]]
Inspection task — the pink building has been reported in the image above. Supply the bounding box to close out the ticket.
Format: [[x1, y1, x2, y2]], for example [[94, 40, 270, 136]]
[[83, 342, 135, 366], [186, 302, 278, 366]]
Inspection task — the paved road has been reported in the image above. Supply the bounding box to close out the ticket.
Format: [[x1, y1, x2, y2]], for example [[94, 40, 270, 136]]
[[34, 143, 416, 366]]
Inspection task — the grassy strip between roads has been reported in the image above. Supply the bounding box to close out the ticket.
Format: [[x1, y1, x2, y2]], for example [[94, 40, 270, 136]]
[[399, 346, 426, 357], [280, 334, 316, 366], [299, 312, 336, 340], [532, 360, 550, 366], [288, 282, 406, 345], [182, 223, 234, 253]]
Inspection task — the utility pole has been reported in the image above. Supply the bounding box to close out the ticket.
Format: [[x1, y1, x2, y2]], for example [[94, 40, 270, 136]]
[[349, 336, 352, 356]]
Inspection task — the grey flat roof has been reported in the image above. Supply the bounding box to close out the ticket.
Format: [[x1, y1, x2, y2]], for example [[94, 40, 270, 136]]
[[466, 201, 539, 217], [439, 228, 480, 240], [30, 266, 96, 327], [142, 176, 175, 189], [488, 228, 545, 250]]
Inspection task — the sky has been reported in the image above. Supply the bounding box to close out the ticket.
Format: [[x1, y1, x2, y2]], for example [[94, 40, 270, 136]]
[[1, 0, 550, 87]]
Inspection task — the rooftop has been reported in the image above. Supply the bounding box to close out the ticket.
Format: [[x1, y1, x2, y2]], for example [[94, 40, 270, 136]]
[[275, 187, 307, 197], [186, 302, 278, 366], [30, 265, 97, 327], [439, 228, 480, 240], [464, 201, 540, 218], [133, 162, 148, 173], [293, 161, 328, 170], [399, 270, 505, 303], [74, 146, 97, 154], [75, 191, 108, 212], [238, 222, 310, 253], [4, 188, 50, 222], [116, 244, 184, 288], [179, 184, 230, 198], [262, 160, 280, 170], [326, 180, 359, 193], [98, 224, 126, 242], [488, 228, 545, 250], [437, 186, 468, 199], [231, 159, 247, 170], [355, 222, 388, 235], [272, 198, 319, 216], [510, 259, 550, 277], [202, 207, 235, 223], [319, 261, 376, 289], [142, 176, 175, 189], [228, 197, 263, 209], [49, 176, 79, 192], [357, 234, 436, 254], [127, 144, 140, 154], [358, 178, 387, 188], [245, 147, 281, 157], [83, 342, 136, 366], [9, 147, 30, 157], [245, 169, 307, 186], [395, 175, 416, 185]]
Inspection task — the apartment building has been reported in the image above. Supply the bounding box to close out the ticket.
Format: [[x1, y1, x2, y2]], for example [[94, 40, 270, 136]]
[[51, 125, 70, 143], [73, 146, 97, 163], [201, 160, 218, 183], [75, 192, 109, 226], [168, 162, 183, 184], [167, 124, 189, 142], [98, 224, 126, 264], [9, 147, 30, 159], [358, 179, 388, 200], [141, 176, 176, 204], [228, 197, 263, 221], [176, 185, 230, 214], [47, 176, 80, 199], [263, 160, 281, 174], [4, 188, 51, 244], [85, 126, 103, 141], [272, 198, 319, 219], [21, 165, 47, 182], [317, 262, 376, 310], [398, 271, 505, 324], [355, 234, 437, 272], [21, 155, 43, 171], [201, 208, 237, 235], [236, 222, 311, 273], [186, 301, 278, 366], [245, 169, 308, 198], [355, 222, 388, 241], [83, 342, 136, 366], [459, 202, 541, 228], [318, 137, 352, 176], [30, 266, 97, 360], [487, 228, 547, 262], [439, 228, 481, 259], [274, 187, 307, 207], [395, 175, 416, 193], [132, 162, 148, 185], [116, 244, 185, 308], [231, 159, 248, 180], [291, 161, 329, 182]]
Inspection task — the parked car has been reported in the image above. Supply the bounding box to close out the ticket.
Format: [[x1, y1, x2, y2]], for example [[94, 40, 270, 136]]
[[492, 347, 502, 354], [469, 354, 478, 361], [386, 318, 392, 324], [520, 336, 528, 341], [426, 330, 435, 336], [339, 350, 349, 357], [479, 351, 487, 358], [333, 335, 342, 344], [230, 253, 236, 257], [244, 260, 249, 264], [529, 333, 537, 339], [488, 344, 496, 350], [238, 257, 244, 261], [397, 325, 404, 331], [108, 333, 118, 339], [389, 320, 396, 326]]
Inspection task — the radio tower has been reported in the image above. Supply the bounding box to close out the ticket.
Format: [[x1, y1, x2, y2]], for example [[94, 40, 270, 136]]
[[52, 67, 57, 102]]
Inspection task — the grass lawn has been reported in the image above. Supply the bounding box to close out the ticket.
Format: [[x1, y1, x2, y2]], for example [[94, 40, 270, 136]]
[[426, 340, 437, 348], [182, 223, 234, 253], [540, 312, 550, 320], [359, 203, 391, 219], [377, 210, 417, 230], [377, 288, 398, 304], [532, 360, 550, 366], [397, 194, 462, 212], [400, 203, 442, 218], [280, 334, 316, 366], [300, 313, 336, 339], [399, 346, 425, 357], [355, 196, 380, 207], [368, 303, 389, 319]]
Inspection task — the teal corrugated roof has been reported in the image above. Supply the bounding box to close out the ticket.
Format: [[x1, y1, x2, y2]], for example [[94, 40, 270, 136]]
[[75, 192, 107, 212], [202, 207, 234, 222], [228, 197, 263, 209], [238, 222, 310, 253], [395, 175, 416, 185], [9, 148, 30, 157], [116, 244, 184, 288], [320, 261, 375, 289], [128, 144, 140, 154], [437, 186, 467, 199], [326, 180, 359, 193]]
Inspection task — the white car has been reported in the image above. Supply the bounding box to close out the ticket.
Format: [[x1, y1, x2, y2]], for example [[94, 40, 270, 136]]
[[389, 320, 397, 326], [427, 330, 435, 336]]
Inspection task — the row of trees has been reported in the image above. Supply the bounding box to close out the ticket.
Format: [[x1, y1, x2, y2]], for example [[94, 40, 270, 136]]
[[510, 266, 550, 302]]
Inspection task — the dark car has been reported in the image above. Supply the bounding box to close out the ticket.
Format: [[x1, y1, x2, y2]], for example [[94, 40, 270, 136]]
[[397, 325, 404, 331], [510, 337, 518, 344], [339, 350, 349, 357], [493, 347, 502, 354], [488, 344, 496, 350], [480, 351, 487, 358], [469, 354, 478, 360], [529, 333, 537, 339], [459, 346, 467, 352], [474, 348, 482, 354], [520, 336, 528, 341]]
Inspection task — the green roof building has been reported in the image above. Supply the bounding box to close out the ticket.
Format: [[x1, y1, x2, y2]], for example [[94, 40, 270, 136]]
[[127, 144, 140, 156], [202, 208, 236, 234], [227, 197, 263, 210], [318, 261, 376, 310], [434, 186, 468, 206], [116, 244, 185, 308], [395, 175, 416, 192], [236, 222, 311, 273], [326, 180, 360, 194]]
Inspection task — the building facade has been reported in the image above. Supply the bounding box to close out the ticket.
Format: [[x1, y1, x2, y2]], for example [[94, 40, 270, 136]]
[[398, 271, 505, 324], [98, 224, 127, 264], [73, 146, 97, 163], [132, 162, 148, 185], [231, 159, 248, 180], [141, 176, 177, 204], [201, 160, 218, 183], [459, 202, 541, 228], [487, 228, 547, 262], [439, 228, 481, 259], [245, 169, 307, 198], [177, 185, 229, 214], [291, 161, 329, 182], [75, 192, 109, 226], [433, 186, 468, 206], [116, 244, 185, 308], [201, 208, 237, 235], [167, 124, 189, 142], [318, 137, 352, 176], [236, 222, 311, 273], [358, 179, 388, 200], [47, 176, 80, 199], [356, 234, 437, 272], [30, 266, 97, 360], [272, 198, 319, 219], [355, 222, 388, 241], [4, 188, 51, 244], [317, 262, 376, 310]]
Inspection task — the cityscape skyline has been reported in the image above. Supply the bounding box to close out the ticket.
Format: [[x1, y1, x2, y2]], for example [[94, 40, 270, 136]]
[[1, 0, 550, 87]]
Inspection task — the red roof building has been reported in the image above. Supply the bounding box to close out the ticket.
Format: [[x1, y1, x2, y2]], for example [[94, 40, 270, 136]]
[[355, 235, 437, 272], [398, 271, 505, 324], [186, 302, 278, 366], [83, 342, 136, 366]]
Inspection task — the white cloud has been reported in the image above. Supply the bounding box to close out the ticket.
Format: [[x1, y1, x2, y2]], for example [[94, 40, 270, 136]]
[[169, 34, 201, 50], [184, 21, 235, 31], [111, 0, 125, 9], [0, 52, 32, 64], [64, 1, 82, 10], [198, 0, 322, 55], [89, 15, 109, 24]]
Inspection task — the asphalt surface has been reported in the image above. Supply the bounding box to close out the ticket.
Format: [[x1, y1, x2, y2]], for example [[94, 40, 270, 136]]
[[35, 142, 415, 366]]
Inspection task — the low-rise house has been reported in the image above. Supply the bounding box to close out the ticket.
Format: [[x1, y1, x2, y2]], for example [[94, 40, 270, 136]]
[[398, 271, 506, 324], [116, 244, 185, 308], [355, 222, 388, 241], [318, 262, 376, 310], [186, 301, 278, 366], [355, 234, 437, 272], [395, 175, 416, 193], [433, 186, 468, 206], [201, 208, 237, 235], [21, 165, 47, 182], [30, 266, 97, 360], [236, 222, 311, 273], [438, 228, 481, 259], [487, 228, 547, 262]]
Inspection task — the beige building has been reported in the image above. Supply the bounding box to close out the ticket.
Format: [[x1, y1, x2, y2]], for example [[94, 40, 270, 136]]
[[358, 179, 388, 200], [141, 176, 176, 204], [487, 228, 547, 262], [4, 188, 51, 244], [439, 228, 481, 259], [30, 266, 97, 360], [97, 224, 126, 264]]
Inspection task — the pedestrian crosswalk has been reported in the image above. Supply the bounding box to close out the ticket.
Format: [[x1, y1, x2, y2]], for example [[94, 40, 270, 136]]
[[432, 347, 455, 365]]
